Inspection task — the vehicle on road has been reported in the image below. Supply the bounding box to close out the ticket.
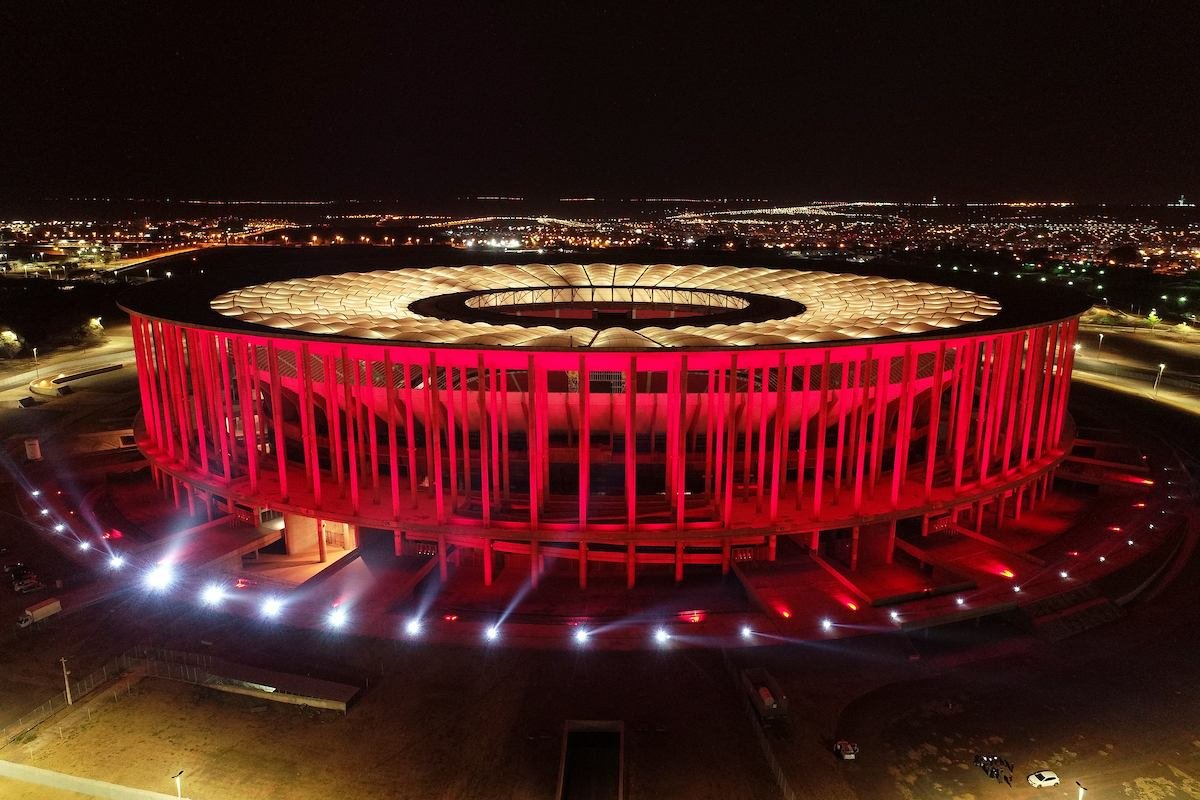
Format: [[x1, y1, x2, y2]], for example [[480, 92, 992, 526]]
[[18, 598, 61, 627], [1027, 771, 1060, 788], [14, 577, 45, 594], [740, 667, 788, 721]]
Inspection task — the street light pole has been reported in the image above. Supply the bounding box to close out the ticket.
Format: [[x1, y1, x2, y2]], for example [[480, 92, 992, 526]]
[[1154, 363, 1166, 397], [60, 657, 72, 705], [172, 769, 184, 799], [33, 347, 39, 380], [1097, 332, 1103, 357], [1077, 780, 1088, 800]]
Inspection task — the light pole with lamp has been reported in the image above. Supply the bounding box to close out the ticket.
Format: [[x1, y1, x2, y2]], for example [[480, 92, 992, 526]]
[[32, 347, 39, 380], [60, 657, 72, 705], [1077, 780, 1087, 800], [171, 769, 184, 798], [1153, 363, 1166, 397], [1097, 332, 1103, 357]]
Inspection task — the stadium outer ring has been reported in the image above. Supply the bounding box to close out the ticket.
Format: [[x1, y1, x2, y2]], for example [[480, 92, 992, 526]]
[[120, 262, 1085, 590]]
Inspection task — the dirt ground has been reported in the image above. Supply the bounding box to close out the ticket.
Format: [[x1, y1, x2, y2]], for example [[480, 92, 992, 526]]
[[1, 641, 779, 800]]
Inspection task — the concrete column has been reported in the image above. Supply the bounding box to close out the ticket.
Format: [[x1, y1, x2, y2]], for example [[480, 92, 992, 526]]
[[674, 541, 684, 583], [529, 540, 539, 589], [768, 535, 777, 561], [885, 520, 897, 564], [484, 538, 493, 587], [626, 542, 636, 589], [438, 534, 448, 580], [721, 539, 731, 575], [578, 541, 587, 589], [393, 529, 404, 557], [850, 526, 860, 571]]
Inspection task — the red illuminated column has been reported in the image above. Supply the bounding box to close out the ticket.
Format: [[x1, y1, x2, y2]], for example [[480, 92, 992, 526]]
[[528, 357, 542, 532], [500, 367, 511, 504], [741, 367, 753, 501], [1033, 325, 1060, 458], [151, 322, 175, 459], [365, 360, 381, 504], [130, 318, 159, 448], [769, 355, 788, 521], [722, 354, 739, 527], [267, 342, 289, 502], [676, 356, 688, 531], [186, 330, 209, 474], [403, 357, 419, 507], [890, 345, 916, 506], [217, 336, 239, 477], [489, 366, 501, 506], [476, 354, 492, 528], [812, 351, 831, 517], [578, 540, 588, 589], [342, 349, 361, 513], [578, 355, 589, 529], [713, 366, 726, 503], [755, 363, 769, 513], [323, 353, 344, 488], [234, 340, 260, 490], [301, 344, 322, 507], [426, 358, 445, 524], [795, 362, 810, 510], [384, 351, 401, 518], [852, 351, 872, 512], [459, 370, 472, 505], [625, 355, 637, 530], [924, 342, 947, 498], [444, 364, 458, 513]]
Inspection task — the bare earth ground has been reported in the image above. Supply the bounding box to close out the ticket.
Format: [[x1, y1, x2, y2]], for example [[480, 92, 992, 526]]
[[0, 640, 778, 800]]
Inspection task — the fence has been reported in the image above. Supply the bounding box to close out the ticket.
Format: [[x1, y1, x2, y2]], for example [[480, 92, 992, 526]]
[[0, 650, 140, 745], [720, 648, 798, 800]]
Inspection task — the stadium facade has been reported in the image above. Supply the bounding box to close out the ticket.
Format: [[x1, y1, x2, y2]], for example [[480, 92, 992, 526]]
[[121, 263, 1086, 588]]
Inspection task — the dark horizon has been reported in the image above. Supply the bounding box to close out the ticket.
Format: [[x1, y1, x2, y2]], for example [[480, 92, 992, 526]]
[[3, 2, 1199, 204]]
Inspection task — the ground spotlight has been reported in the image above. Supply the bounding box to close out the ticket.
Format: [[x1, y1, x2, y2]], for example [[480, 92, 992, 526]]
[[1013, 585, 1022, 593], [484, 625, 500, 642], [1098, 556, 1106, 563], [574, 627, 590, 645], [327, 607, 348, 629], [1059, 570, 1069, 579], [39, 508, 49, 516], [821, 618, 833, 632], [30, 490, 40, 497], [404, 618, 423, 637], [77, 540, 91, 551], [261, 596, 284, 618], [654, 627, 670, 645], [53, 523, 65, 533], [955, 596, 965, 606], [740, 625, 753, 640], [108, 554, 125, 570], [144, 563, 175, 591], [889, 610, 901, 623], [200, 583, 225, 607]]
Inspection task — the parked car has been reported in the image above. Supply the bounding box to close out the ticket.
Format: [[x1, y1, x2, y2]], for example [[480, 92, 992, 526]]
[[14, 578, 45, 594], [834, 740, 860, 760], [1027, 771, 1060, 788]]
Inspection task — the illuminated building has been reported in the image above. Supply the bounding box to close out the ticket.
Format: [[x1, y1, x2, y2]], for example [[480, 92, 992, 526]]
[[122, 262, 1086, 588]]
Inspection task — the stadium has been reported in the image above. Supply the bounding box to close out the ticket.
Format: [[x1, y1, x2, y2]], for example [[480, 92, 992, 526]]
[[119, 259, 1090, 627]]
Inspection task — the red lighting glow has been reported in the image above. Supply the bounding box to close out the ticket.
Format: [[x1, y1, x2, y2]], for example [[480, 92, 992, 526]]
[[678, 609, 707, 624], [998, 568, 1015, 578], [442, 614, 459, 622], [1133, 502, 1146, 509]]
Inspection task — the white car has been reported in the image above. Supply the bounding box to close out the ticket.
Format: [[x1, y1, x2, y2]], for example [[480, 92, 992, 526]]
[[1027, 771, 1060, 788]]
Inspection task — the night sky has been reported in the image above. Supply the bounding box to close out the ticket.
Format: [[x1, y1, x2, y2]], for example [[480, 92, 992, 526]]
[[4, 2, 1198, 203]]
